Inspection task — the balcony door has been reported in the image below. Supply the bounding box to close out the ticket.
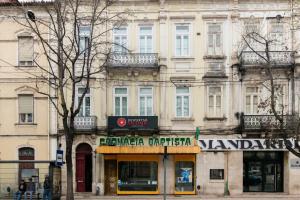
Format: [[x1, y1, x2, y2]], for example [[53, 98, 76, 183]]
[[76, 143, 92, 192]]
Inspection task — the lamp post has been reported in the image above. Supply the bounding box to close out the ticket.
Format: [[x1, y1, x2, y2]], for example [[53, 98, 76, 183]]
[[163, 146, 167, 200]]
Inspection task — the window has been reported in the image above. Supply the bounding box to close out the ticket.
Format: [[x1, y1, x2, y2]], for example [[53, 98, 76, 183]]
[[139, 26, 153, 53], [113, 26, 127, 53], [270, 24, 284, 50], [208, 62, 224, 72], [139, 87, 153, 116], [18, 36, 33, 66], [77, 87, 90, 117], [246, 87, 258, 114], [79, 26, 91, 57], [118, 161, 158, 192], [176, 87, 190, 117], [114, 88, 128, 116], [210, 169, 224, 180], [175, 25, 190, 56], [175, 161, 194, 192], [274, 85, 284, 113], [18, 94, 33, 123], [207, 24, 222, 55], [208, 87, 222, 117]]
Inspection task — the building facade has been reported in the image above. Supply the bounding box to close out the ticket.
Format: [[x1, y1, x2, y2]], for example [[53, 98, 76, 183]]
[[1, 0, 300, 197]]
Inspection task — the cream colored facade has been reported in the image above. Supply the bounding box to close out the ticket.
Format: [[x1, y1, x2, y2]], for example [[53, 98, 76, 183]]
[[1, 0, 300, 197]]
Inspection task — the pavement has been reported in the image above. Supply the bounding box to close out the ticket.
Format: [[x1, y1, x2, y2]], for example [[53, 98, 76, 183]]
[[59, 194, 300, 200]]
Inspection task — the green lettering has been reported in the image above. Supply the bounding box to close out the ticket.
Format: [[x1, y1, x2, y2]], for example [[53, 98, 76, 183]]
[[138, 138, 144, 146], [160, 138, 166, 146], [180, 138, 185, 145], [185, 138, 191, 146], [100, 138, 105, 146], [154, 138, 159, 146], [130, 137, 135, 145], [124, 137, 129, 146], [149, 137, 153, 146], [166, 138, 171, 146], [175, 138, 180, 146]]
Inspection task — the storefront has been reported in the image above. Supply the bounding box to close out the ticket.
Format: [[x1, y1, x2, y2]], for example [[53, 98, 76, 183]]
[[198, 138, 300, 195]]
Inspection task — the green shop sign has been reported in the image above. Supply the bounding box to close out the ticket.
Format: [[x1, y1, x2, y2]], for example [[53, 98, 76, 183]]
[[99, 136, 193, 147]]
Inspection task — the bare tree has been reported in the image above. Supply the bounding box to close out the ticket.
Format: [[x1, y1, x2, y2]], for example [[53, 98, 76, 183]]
[[6, 0, 129, 199], [238, 17, 300, 157]]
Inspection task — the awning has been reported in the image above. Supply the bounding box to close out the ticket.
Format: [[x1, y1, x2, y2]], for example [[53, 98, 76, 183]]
[[96, 146, 200, 154]]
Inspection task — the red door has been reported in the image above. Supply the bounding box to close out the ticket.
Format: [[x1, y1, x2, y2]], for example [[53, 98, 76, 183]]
[[76, 153, 85, 192], [76, 143, 92, 192]]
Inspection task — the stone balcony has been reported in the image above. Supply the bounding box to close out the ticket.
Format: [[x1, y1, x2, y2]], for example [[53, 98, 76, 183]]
[[74, 116, 97, 131], [239, 51, 294, 68], [107, 53, 159, 69]]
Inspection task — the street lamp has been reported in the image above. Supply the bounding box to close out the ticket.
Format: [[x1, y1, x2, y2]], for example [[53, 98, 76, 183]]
[[27, 10, 36, 22]]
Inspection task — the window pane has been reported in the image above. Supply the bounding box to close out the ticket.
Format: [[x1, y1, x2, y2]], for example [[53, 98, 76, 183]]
[[140, 26, 152, 35], [146, 36, 152, 53], [118, 161, 158, 192], [140, 96, 145, 116], [176, 96, 182, 117], [176, 36, 181, 55], [183, 35, 189, 55], [176, 87, 189, 94], [140, 88, 152, 95], [19, 37, 33, 62], [175, 161, 194, 192], [85, 97, 90, 116], [146, 96, 153, 116], [253, 96, 258, 114], [115, 97, 120, 116], [183, 96, 189, 116], [176, 25, 189, 33], [113, 27, 127, 34], [140, 36, 146, 53], [122, 97, 127, 116], [115, 88, 127, 95]]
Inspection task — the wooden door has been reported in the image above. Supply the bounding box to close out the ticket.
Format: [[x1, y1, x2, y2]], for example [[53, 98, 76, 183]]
[[76, 153, 85, 192], [104, 160, 117, 195]]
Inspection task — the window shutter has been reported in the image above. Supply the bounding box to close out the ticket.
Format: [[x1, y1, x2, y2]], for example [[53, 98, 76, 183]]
[[19, 37, 33, 62], [19, 95, 33, 114]]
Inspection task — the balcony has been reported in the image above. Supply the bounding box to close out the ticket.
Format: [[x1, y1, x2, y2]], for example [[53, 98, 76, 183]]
[[74, 116, 97, 131], [241, 114, 292, 131], [107, 53, 159, 69], [239, 51, 294, 68]]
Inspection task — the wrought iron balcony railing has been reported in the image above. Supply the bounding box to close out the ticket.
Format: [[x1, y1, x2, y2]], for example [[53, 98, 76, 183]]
[[240, 51, 294, 67], [241, 114, 292, 131], [74, 116, 97, 130], [108, 53, 159, 68]]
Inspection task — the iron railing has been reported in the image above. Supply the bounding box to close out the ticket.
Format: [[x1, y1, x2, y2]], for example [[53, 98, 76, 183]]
[[240, 51, 294, 66], [108, 53, 159, 68], [241, 114, 292, 130], [74, 116, 97, 130]]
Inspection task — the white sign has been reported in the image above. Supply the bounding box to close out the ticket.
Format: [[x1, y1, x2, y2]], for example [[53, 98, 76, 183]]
[[290, 159, 300, 169], [199, 139, 299, 151]]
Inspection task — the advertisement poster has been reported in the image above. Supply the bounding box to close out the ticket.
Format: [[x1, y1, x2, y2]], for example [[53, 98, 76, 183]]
[[178, 168, 192, 183]]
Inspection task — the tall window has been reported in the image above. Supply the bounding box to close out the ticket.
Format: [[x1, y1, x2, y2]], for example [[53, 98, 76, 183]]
[[18, 94, 33, 123], [208, 87, 222, 117], [113, 27, 127, 53], [245, 87, 258, 114], [18, 36, 34, 66], [270, 24, 284, 50], [176, 87, 190, 117], [175, 25, 190, 56], [79, 26, 91, 57], [114, 88, 128, 116], [19, 147, 35, 183], [139, 87, 153, 116], [77, 88, 90, 117], [139, 26, 153, 53], [207, 24, 222, 55]]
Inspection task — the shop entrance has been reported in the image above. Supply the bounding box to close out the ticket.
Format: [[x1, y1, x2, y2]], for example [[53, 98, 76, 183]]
[[243, 152, 283, 192], [104, 159, 117, 195], [76, 143, 92, 192]]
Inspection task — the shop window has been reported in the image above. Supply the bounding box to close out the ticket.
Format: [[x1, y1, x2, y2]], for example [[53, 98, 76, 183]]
[[175, 161, 194, 192], [210, 169, 224, 180], [118, 161, 158, 192]]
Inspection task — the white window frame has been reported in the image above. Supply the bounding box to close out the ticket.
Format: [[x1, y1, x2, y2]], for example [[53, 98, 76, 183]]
[[175, 24, 191, 57], [113, 26, 128, 53], [175, 86, 191, 118], [18, 94, 34, 124], [245, 87, 259, 114], [207, 86, 223, 118], [138, 87, 153, 116], [207, 23, 223, 56], [138, 26, 154, 53], [269, 23, 284, 51], [76, 87, 91, 117], [18, 36, 34, 66], [78, 25, 91, 58], [113, 87, 128, 116]]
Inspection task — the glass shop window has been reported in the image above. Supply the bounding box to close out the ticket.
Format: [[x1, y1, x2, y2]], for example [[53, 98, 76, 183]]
[[175, 161, 194, 192], [118, 161, 158, 191]]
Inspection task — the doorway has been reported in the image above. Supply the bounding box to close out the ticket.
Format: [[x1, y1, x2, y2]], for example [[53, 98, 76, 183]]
[[76, 143, 92, 192], [243, 151, 283, 192], [104, 159, 117, 195]]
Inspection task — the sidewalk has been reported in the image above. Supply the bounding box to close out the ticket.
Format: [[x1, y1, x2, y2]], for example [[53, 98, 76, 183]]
[[60, 194, 300, 200]]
